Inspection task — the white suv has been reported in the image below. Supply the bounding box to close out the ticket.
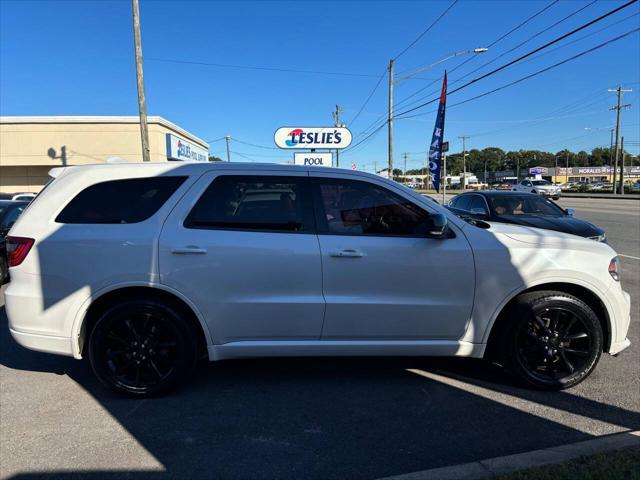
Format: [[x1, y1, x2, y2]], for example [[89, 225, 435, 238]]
[[4, 162, 631, 395], [512, 179, 561, 199]]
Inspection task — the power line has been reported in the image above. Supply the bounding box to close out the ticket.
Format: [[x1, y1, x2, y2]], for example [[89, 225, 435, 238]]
[[232, 138, 280, 150], [394, 0, 639, 118], [394, 0, 459, 60], [391, 0, 562, 113], [348, 68, 387, 127], [356, 0, 563, 138], [516, 11, 640, 67], [456, 0, 599, 83], [443, 28, 640, 110], [147, 57, 388, 79]]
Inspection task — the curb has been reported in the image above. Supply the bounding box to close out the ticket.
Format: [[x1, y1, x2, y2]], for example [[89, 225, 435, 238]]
[[377, 430, 640, 480]]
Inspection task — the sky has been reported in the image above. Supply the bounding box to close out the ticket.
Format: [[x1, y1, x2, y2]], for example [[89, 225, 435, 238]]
[[1, 0, 639, 172]]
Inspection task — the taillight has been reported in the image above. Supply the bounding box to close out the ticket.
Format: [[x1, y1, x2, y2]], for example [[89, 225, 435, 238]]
[[6, 236, 34, 267]]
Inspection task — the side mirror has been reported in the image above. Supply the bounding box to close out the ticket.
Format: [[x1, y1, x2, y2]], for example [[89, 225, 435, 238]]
[[426, 213, 449, 238], [469, 207, 489, 219], [565, 208, 575, 216]]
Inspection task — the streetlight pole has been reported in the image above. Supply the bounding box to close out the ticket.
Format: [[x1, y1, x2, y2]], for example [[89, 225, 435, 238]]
[[387, 47, 488, 182]]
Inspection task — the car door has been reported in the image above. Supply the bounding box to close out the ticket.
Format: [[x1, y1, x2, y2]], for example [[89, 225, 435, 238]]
[[310, 173, 475, 340], [159, 171, 325, 344], [518, 180, 533, 192]]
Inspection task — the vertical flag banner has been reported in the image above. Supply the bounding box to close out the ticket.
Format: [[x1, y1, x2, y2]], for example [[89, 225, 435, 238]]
[[428, 72, 447, 192]]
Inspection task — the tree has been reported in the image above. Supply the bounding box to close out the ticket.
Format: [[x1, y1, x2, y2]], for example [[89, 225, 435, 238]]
[[208, 155, 224, 162]]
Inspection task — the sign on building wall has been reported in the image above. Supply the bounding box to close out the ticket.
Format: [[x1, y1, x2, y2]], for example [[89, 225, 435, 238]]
[[274, 127, 352, 149], [166, 134, 208, 162], [293, 152, 333, 167], [529, 166, 548, 175]]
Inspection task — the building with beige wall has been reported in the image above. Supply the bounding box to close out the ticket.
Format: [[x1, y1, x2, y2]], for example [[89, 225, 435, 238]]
[[0, 116, 209, 193]]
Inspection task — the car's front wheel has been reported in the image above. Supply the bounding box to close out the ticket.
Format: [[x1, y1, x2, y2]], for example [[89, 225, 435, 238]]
[[504, 290, 603, 390], [88, 299, 197, 396]]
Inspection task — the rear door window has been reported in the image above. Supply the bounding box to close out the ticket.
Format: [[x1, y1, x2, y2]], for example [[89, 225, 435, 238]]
[[56, 176, 186, 224], [184, 175, 314, 233]]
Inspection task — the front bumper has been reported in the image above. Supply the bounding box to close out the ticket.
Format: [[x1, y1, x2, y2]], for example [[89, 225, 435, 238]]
[[607, 289, 631, 355], [539, 190, 561, 197]]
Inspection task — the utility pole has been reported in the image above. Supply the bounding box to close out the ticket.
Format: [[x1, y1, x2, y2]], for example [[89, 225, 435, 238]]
[[388, 59, 394, 180], [620, 136, 625, 195], [484, 159, 487, 185], [132, 0, 150, 162], [442, 153, 447, 204], [374, 160, 377, 175], [609, 128, 615, 166], [225, 136, 231, 162], [332, 104, 343, 167], [566, 151, 569, 184], [459, 136, 469, 189], [609, 86, 632, 193], [403, 152, 408, 183]]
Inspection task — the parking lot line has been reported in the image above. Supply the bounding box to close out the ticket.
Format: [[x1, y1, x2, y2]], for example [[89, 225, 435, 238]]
[[619, 254, 640, 261]]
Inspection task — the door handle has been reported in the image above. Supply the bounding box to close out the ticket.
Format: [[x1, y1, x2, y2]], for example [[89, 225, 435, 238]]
[[329, 249, 365, 258], [171, 246, 207, 255]]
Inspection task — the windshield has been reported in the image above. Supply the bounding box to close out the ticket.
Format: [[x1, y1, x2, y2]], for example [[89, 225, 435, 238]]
[[531, 180, 551, 186], [489, 195, 565, 216]]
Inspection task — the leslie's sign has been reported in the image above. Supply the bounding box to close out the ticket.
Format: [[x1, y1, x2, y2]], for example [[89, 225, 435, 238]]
[[274, 127, 352, 149]]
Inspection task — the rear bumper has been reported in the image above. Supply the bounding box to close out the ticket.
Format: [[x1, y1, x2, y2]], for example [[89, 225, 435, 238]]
[[8, 327, 74, 357]]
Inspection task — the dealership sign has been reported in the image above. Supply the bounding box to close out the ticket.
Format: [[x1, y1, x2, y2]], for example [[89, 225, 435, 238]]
[[274, 127, 352, 149], [529, 166, 548, 175], [293, 152, 333, 167], [166, 134, 208, 162]]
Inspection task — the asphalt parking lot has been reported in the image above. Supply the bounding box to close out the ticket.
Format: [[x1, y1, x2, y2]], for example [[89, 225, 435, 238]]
[[1, 197, 638, 480]]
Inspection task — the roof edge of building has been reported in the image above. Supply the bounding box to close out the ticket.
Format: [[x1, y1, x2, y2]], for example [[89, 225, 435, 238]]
[[0, 115, 209, 149]]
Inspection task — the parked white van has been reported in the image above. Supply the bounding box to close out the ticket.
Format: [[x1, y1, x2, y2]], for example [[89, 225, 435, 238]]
[[4, 162, 631, 395]]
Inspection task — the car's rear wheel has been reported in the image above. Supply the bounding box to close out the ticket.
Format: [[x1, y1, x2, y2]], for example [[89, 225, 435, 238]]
[[88, 299, 197, 396], [504, 291, 602, 390]]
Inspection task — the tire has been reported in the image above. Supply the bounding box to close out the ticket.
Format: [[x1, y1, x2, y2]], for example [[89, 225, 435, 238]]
[[503, 290, 603, 390], [553, 196, 560, 200], [88, 298, 197, 396]]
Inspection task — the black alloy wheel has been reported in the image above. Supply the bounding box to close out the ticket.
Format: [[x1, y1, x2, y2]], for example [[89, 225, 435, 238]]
[[505, 291, 603, 390], [88, 299, 197, 396]]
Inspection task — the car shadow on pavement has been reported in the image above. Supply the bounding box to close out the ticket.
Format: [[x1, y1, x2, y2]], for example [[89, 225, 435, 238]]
[[2, 309, 639, 480]]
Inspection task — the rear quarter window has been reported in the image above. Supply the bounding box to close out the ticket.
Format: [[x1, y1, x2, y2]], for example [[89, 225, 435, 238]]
[[56, 176, 186, 224]]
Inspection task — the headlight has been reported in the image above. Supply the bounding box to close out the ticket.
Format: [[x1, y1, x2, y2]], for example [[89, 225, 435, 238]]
[[589, 233, 606, 242], [609, 257, 620, 281]]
